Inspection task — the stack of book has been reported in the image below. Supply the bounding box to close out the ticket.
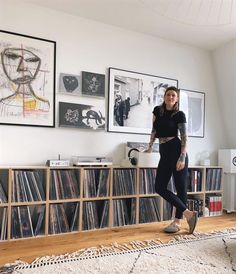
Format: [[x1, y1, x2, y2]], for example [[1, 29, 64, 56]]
[[187, 198, 204, 216], [205, 195, 222, 216]]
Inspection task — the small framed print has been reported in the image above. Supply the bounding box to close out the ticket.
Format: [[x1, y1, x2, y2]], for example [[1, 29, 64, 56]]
[[59, 102, 105, 130], [81, 71, 105, 97], [58, 73, 80, 95]]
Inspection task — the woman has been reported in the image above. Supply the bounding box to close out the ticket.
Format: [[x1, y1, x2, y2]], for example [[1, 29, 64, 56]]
[[146, 86, 198, 233]]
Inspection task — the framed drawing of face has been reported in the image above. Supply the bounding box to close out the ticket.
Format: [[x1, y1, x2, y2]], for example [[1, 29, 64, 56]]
[[0, 30, 56, 127]]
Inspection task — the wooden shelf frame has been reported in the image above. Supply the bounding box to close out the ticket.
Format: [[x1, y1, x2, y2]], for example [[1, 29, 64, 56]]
[[0, 165, 223, 242]]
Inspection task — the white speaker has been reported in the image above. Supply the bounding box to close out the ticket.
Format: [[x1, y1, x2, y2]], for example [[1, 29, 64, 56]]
[[125, 146, 160, 167], [218, 149, 236, 173]]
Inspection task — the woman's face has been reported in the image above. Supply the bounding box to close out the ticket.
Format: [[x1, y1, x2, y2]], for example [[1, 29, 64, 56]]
[[164, 90, 178, 108]]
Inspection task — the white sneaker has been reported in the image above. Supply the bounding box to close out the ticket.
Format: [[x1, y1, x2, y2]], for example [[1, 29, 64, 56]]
[[164, 222, 181, 233]]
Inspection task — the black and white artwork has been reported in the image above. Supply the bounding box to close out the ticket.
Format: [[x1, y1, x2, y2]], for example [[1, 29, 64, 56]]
[[82, 71, 105, 97], [179, 89, 205, 137], [59, 102, 105, 130], [108, 67, 178, 134], [59, 73, 80, 95]]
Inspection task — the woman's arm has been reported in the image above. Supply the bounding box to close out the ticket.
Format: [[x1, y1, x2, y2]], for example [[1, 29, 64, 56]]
[[146, 115, 157, 152], [176, 122, 187, 170]]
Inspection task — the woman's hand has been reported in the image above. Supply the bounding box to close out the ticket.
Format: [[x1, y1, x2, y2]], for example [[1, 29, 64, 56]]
[[144, 147, 152, 153], [176, 160, 185, 171], [176, 153, 186, 171]]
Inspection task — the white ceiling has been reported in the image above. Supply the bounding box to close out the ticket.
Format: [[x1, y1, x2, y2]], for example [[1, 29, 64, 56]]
[[20, 0, 236, 50]]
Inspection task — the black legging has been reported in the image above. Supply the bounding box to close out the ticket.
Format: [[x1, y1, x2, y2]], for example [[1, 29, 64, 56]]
[[155, 137, 188, 219]]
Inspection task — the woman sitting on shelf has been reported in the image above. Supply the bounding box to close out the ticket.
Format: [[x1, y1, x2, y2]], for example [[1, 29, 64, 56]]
[[145, 86, 198, 234]]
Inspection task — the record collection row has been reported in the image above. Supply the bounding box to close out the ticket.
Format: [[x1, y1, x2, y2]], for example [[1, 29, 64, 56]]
[[0, 168, 223, 204], [0, 167, 223, 240]]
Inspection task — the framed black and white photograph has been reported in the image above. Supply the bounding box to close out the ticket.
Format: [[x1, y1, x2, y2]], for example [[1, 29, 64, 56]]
[[59, 102, 105, 130], [82, 71, 105, 97], [179, 89, 205, 137], [0, 30, 56, 127], [108, 67, 178, 134], [59, 73, 80, 95]]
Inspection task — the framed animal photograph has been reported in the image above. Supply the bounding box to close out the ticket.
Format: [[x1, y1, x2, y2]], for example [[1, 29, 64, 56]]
[[108, 67, 178, 134], [59, 102, 105, 130], [179, 89, 205, 138], [58, 73, 80, 95], [0, 29, 56, 127], [81, 71, 105, 97]]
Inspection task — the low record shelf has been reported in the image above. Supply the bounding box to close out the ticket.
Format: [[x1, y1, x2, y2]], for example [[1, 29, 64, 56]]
[[0, 165, 223, 241]]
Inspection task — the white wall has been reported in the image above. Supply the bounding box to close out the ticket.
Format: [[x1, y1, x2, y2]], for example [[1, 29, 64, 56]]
[[0, 1, 226, 166], [212, 40, 236, 148]]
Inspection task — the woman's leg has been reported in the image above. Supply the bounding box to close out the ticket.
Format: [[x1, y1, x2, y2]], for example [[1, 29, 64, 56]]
[[156, 138, 189, 230], [155, 157, 187, 214], [172, 154, 188, 219], [155, 157, 172, 197]]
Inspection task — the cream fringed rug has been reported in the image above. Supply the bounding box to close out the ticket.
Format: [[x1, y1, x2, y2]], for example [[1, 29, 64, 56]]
[[2, 229, 236, 274]]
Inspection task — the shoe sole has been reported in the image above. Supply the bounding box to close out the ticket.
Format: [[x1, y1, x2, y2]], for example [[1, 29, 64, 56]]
[[189, 212, 198, 234], [164, 229, 180, 233], [164, 224, 180, 233]]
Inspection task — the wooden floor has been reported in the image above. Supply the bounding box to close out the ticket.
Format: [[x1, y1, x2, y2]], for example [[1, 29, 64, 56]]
[[0, 213, 235, 267]]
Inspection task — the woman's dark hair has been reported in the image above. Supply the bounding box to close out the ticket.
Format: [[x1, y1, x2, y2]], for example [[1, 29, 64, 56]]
[[160, 86, 180, 115], [164, 86, 180, 96]]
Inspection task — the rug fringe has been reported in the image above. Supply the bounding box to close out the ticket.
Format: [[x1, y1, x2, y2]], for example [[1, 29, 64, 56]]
[[172, 227, 236, 242], [3, 227, 236, 272]]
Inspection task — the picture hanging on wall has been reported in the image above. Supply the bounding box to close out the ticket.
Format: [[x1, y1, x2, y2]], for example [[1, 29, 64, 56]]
[[108, 67, 178, 134], [58, 73, 80, 95], [81, 71, 105, 97], [59, 102, 105, 130], [0, 30, 56, 127], [179, 89, 205, 138]]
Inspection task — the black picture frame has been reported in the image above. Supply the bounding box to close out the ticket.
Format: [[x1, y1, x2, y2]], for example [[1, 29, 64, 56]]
[[81, 71, 105, 97], [0, 30, 56, 127], [108, 67, 178, 134], [179, 88, 205, 138], [59, 102, 105, 130], [58, 73, 80, 96]]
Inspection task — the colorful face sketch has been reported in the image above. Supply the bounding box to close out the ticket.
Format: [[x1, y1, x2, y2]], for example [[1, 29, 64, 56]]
[[0, 47, 50, 116], [1, 48, 41, 84]]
